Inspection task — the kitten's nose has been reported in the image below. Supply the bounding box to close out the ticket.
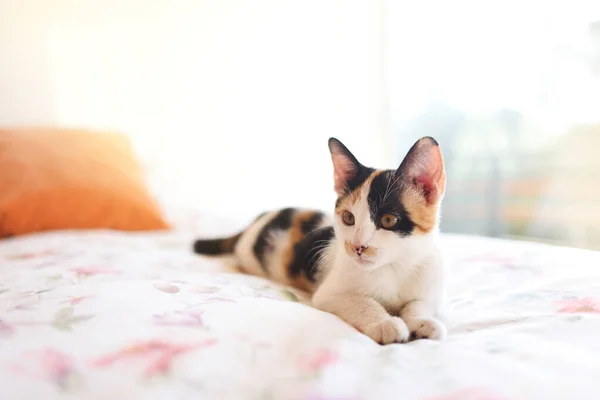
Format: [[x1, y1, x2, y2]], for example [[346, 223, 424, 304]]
[[353, 245, 368, 256]]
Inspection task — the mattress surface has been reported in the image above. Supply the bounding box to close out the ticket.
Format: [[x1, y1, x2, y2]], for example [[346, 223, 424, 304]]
[[2, 218, 600, 399]]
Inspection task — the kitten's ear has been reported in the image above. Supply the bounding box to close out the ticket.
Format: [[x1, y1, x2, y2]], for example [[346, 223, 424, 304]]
[[396, 136, 446, 205], [328, 137, 363, 196]]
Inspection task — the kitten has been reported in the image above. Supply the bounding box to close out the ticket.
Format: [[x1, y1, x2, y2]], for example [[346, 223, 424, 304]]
[[193, 136, 447, 344]]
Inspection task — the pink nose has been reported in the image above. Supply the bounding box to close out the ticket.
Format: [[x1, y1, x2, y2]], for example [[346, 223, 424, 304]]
[[353, 245, 368, 256]]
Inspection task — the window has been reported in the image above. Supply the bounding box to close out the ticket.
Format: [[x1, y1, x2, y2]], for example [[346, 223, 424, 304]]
[[386, 2, 600, 250]]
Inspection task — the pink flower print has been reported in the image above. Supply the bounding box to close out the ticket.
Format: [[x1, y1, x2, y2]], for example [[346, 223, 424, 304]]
[[12, 289, 51, 299], [60, 295, 95, 305], [143, 343, 205, 377], [9, 300, 38, 312], [153, 282, 180, 293], [555, 297, 600, 313], [6, 250, 55, 261], [297, 349, 339, 372], [192, 285, 221, 294], [153, 310, 204, 327], [69, 266, 120, 277], [425, 387, 507, 400], [0, 319, 15, 338], [11, 349, 80, 391], [93, 338, 217, 378], [93, 340, 166, 366], [197, 296, 237, 305]]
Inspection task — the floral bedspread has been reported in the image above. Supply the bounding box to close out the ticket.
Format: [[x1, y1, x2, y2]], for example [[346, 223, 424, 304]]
[[2, 221, 600, 399]]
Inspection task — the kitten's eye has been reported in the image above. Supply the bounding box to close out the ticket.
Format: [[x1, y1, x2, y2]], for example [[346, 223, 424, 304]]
[[380, 214, 398, 229], [341, 211, 355, 226]]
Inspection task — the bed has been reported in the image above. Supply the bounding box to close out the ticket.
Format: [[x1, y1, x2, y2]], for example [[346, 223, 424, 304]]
[[2, 209, 600, 400]]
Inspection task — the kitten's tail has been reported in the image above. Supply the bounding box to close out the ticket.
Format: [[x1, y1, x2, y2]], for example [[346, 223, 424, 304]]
[[193, 232, 243, 255]]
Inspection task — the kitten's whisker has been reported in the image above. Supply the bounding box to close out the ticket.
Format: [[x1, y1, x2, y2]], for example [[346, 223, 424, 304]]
[[308, 243, 332, 268], [382, 174, 402, 204]]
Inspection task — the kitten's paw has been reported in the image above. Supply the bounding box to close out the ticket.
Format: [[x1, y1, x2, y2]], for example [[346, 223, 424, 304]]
[[407, 317, 446, 341], [364, 317, 410, 344]]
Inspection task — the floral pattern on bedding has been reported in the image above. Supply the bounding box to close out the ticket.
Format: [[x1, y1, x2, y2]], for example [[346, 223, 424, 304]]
[[2, 229, 600, 400]]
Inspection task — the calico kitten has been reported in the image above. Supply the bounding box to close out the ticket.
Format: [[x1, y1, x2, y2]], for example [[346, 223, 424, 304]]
[[193, 136, 446, 344]]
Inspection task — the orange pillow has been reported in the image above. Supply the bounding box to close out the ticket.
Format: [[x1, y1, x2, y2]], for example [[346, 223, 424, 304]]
[[0, 127, 170, 238]]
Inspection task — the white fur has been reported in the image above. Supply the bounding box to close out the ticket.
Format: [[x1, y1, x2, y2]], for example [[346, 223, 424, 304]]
[[349, 183, 377, 250], [312, 179, 446, 344], [234, 211, 278, 278], [263, 229, 292, 284]]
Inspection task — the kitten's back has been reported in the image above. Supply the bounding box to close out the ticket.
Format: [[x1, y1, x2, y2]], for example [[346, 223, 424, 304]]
[[193, 208, 333, 292]]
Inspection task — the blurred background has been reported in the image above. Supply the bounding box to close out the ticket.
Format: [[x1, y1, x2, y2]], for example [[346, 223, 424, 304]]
[[1, 0, 600, 250], [388, 1, 600, 251]]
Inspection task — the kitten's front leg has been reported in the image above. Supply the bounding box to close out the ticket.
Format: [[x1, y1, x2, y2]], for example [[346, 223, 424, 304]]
[[400, 300, 446, 341], [312, 293, 409, 344]]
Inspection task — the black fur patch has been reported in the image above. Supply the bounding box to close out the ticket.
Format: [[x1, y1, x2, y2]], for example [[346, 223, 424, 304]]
[[193, 233, 241, 255], [289, 226, 334, 283], [367, 170, 415, 236], [301, 212, 325, 235], [335, 166, 376, 208], [193, 211, 269, 256], [253, 208, 296, 270]]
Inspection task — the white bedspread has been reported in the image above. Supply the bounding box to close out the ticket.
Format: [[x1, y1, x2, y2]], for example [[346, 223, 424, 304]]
[[2, 216, 600, 399]]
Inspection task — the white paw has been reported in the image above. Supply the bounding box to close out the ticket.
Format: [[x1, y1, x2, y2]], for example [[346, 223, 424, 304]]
[[406, 317, 446, 341], [364, 317, 410, 344]]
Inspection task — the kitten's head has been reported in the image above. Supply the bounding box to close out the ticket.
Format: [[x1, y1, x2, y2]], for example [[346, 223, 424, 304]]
[[328, 136, 446, 270]]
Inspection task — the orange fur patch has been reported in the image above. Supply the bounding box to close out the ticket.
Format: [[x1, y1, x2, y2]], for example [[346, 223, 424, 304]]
[[401, 141, 446, 234], [401, 183, 443, 234], [280, 210, 322, 292], [221, 233, 241, 252], [335, 170, 383, 213]]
